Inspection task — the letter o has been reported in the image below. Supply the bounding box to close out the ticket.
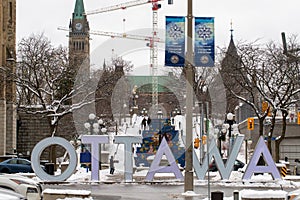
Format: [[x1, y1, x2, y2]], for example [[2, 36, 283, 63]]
[[31, 137, 77, 181]]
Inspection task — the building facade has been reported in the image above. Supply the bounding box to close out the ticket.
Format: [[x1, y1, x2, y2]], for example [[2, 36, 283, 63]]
[[0, 0, 17, 155]]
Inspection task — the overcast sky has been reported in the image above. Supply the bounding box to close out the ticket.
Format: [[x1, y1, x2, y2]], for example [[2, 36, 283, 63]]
[[16, 0, 300, 71]]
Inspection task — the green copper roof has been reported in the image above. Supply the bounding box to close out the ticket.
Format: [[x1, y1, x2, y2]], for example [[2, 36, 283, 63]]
[[126, 76, 174, 93], [73, 0, 85, 19]]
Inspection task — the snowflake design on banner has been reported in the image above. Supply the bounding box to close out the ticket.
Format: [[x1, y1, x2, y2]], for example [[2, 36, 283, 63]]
[[196, 24, 212, 40], [168, 23, 184, 40]]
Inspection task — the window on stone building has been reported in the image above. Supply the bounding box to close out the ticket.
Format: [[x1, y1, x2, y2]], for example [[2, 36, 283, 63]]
[[9, 2, 13, 20]]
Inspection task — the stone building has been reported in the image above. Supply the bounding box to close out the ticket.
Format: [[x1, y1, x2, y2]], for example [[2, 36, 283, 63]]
[[0, 0, 17, 155]]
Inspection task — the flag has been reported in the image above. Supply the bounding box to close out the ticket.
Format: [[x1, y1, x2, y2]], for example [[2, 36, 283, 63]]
[[194, 17, 215, 67], [165, 16, 185, 67]]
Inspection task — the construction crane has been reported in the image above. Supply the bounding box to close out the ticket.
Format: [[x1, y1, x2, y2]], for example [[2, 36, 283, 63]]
[[86, 0, 162, 116], [58, 26, 164, 44]]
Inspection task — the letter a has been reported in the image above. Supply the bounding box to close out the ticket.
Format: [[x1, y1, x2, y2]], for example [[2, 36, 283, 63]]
[[145, 137, 183, 181], [243, 136, 281, 180]]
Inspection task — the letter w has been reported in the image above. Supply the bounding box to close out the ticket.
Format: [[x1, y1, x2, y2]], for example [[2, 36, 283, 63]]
[[193, 135, 244, 180]]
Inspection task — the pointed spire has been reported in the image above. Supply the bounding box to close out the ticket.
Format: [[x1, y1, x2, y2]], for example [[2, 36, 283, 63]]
[[73, 0, 85, 19], [230, 19, 234, 40], [227, 20, 236, 55], [103, 59, 107, 71]]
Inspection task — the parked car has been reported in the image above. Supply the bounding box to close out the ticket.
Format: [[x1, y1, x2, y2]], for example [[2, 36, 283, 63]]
[[0, 188, 26, 200], [209, 159, 245, 172], [0, 158, 34, 173], [286, 189, 300, 200], [0, 173, 42, 200]]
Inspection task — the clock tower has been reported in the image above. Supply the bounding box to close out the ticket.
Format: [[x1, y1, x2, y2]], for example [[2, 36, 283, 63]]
[[69, 0, 90, 80]]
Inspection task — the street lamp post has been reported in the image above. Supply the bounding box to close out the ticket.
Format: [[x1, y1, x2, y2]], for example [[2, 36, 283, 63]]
[[220, 128, 227, 156], [172, 108, 180, 117], [168, 0, 194, 193], [184, 0, 194, 193], [215, 125, 225, 155], [224, 113, 235, 155], [129, 108, 133, 126], [131, 85, 139, 115], [84, 113, 107, 169], [157, 109, 163, 119], [141, 107, 147, 116], [123, 103, 127, 125]]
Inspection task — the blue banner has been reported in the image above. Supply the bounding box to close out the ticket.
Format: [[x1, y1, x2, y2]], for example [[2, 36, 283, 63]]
[[194, 17, 215, 67], [165, 16, 185, 67]]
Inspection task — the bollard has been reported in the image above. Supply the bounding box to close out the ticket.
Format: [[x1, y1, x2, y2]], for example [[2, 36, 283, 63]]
[[211, 191, 223, 200], [233, 190, 239, 200]]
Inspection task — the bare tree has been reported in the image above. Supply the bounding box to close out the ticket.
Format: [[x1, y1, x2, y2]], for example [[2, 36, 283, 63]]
[[258, 36, 300, 161], [93, 56, 133, 122], [220, 41, 270, 136], [220, 36, 300, 162], [16, 33, 96, 136]]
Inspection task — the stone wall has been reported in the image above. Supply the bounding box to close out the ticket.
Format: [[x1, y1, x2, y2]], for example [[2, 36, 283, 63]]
[[17, 110, 77, 161]]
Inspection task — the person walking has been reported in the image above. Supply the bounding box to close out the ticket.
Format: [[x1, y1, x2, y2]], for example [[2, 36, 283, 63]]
[[141, 117, 147, 130], [295, 159, 300, 175], [147, 117, 151, 130], [110, 156, 115, 175]]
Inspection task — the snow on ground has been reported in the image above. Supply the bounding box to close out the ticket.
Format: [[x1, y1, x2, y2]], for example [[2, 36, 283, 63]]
[[57, 198, 93, 200], [56, 115, 300, 197], [43, 189, 90, 195], [200, 189, 287, 200], [31, 116, 300, 199]]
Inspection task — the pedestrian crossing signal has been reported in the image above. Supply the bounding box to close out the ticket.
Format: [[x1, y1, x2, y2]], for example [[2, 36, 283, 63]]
[[194, 138, 200, 149], [247, 118, 254, 130]]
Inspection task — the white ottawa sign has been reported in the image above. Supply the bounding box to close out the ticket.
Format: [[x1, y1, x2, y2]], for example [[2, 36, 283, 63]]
[[31, 135, 281, 182]]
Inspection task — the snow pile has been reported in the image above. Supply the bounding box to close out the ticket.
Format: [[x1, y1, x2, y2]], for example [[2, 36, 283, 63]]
[[240, 189, 287, 199], [0, 194, 20, 200], [57, 198, 93, 200], [44, 189, 93, 200], [181, 191, 201, 197], [67, 167, 91, 182], [43, 189, 91, 195], [200, 189, 287, 200]]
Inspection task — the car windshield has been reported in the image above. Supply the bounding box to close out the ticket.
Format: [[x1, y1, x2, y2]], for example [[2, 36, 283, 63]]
[[7, 160, 17, 164], [18, 160, 30, 165]]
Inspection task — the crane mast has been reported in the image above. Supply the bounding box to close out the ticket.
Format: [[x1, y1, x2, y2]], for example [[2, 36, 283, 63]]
[[86, 0, 162, 115], [151, 2, 159, 114]]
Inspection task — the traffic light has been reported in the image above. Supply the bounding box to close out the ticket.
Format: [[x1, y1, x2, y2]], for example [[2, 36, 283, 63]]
[[262, 101, 272, 117], [262, 101, 268, 113], [298, 112, 300, 125], [202, 135, 207, 145], [247, 118, 254, 130], [194, 138, 200, 149]]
